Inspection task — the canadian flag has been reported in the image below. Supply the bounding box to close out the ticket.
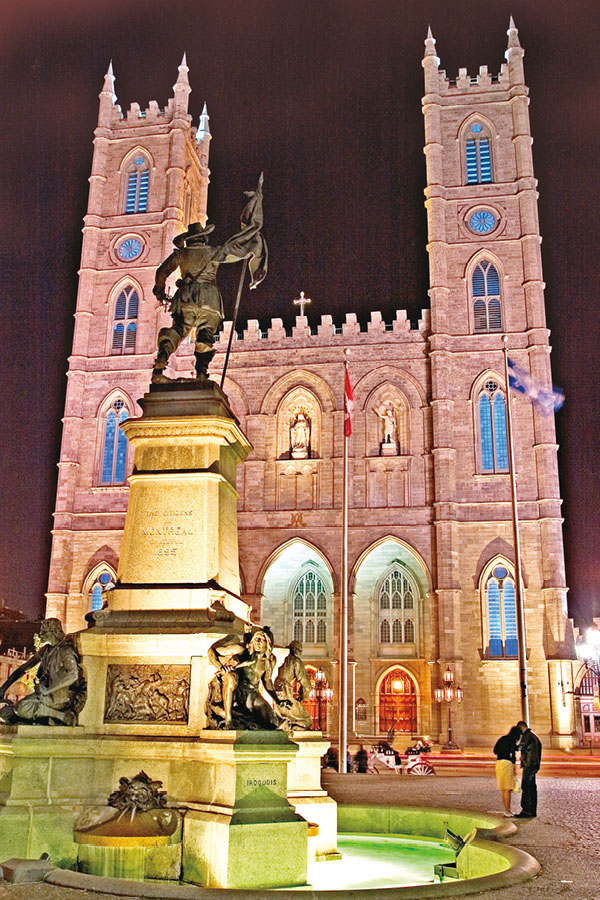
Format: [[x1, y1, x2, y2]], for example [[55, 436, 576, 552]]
[[344, 366, 354, 437]]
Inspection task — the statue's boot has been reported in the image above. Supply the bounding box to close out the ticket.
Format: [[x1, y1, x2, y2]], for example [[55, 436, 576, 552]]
[[194, 350, 215, 380], [151, 346, 171, 384]]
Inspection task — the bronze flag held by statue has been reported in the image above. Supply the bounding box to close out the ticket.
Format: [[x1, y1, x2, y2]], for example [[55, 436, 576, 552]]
[[152, 173, 267, 384]]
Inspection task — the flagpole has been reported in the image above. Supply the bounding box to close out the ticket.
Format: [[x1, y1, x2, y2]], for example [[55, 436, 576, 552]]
[[220, 257, 249, 389], [502, 334, 529, 724], [339, 349, 350, 773]]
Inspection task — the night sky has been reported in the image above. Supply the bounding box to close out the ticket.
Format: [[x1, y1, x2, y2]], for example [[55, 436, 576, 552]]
[[0, 0, 597, 624]]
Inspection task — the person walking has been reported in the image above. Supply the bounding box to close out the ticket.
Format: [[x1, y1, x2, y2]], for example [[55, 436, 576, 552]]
[[355, 746, 369, 773], [514, 720, 542, 818], [493, 726, 521, 816]]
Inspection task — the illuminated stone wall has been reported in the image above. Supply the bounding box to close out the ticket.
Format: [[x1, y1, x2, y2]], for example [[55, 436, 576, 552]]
[[46, 29, 576, 747]]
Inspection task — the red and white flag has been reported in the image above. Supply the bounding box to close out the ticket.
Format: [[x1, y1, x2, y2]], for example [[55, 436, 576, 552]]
[[344, 366, 354, 437]]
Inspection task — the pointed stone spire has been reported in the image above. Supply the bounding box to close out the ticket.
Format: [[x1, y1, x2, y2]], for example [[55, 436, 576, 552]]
[[173, 51, 191, 117], [506, 15, 521, 50], [196, 101, 211, 143], [505, 14, 525, 84], [424, 25, 438, 58], [175, 51, 190, 86], [98, 60, 117, 126], [100, 60, 116, 101], [422, 24, 440, 90]]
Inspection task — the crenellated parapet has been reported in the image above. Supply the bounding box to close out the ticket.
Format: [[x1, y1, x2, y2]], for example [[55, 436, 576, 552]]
[[213, 309, 430, 352]]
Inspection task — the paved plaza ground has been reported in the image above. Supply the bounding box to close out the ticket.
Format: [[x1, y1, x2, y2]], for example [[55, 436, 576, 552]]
[[0, 772, 598, 899]]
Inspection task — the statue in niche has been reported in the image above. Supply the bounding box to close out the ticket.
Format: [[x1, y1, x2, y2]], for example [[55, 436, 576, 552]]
[[206, 627, 280, 729], [375, 404, 399, 456], [273, 641, 313, 731], [290, 412, 311, 459], [0, 618, 86, 725]]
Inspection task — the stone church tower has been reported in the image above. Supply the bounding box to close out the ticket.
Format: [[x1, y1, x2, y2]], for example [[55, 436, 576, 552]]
[[46, 56, 211, 628], [46, 24, 577, 747], [421, 20, 575, 747]]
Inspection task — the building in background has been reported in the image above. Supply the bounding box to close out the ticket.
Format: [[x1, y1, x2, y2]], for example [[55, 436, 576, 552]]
[[45, 24, 579, 747]]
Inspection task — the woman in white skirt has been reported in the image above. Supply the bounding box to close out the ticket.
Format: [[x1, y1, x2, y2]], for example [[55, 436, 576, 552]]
[[493, 726, 521, 816]]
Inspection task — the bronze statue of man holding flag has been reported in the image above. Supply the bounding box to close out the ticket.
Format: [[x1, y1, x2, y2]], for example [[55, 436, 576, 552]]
[[152, 174, 267, 382]]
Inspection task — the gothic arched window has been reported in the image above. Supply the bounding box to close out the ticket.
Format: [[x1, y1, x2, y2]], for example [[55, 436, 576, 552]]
[[100, 398, 130, 485], [472, 260, 502, 333], [378, 567, 418, 645], [478, 379, 508, 473], [112, 286, 139, 354], [89, 570, 116, 612], [485, 564, 518, 657], [292, 569, 328, 645], [465, 121, 493, 184], [125, 155, 150, 213]]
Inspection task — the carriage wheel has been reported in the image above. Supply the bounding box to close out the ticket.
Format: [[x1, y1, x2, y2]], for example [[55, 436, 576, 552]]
[[408, 763, 435, 775]]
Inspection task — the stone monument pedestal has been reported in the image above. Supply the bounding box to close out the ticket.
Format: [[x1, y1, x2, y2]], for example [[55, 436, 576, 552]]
[[0, 380, 335, 889], [182, 731, 307, 889], [380, 440, 398, 456], [0, 727, 309, 888]]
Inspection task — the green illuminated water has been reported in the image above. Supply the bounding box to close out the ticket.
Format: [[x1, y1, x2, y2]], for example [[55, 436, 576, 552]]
[[304, 835, 458, 891]]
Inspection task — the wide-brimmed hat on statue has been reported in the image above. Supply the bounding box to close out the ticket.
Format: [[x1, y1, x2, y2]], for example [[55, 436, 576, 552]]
[[173, 222, 215, 248]]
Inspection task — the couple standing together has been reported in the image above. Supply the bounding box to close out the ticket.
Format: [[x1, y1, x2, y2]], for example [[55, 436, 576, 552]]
[[494, 721, 542, 818]]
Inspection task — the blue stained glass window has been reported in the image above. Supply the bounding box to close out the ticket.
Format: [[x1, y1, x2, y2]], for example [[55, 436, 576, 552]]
[[493, 394, 508, 469], [90, 570, 115, 613], [127, 291, 139, 319], [125, 161, 149, 213], [112, 287, 139, 355], [486, 569, 519, 657], [114, 409, 128, 483], [479, 139, 492, 182], [503, 578, 518, 655], [479, 393, 494, 472], [112, 323, 124, 352], [91, 583, 103, 612], [488, 579, 503, 656], [115, 291, 127, 319], [466, 140, 478, 184], [101, 412, 117, 484], [465, 129, 493, 184], [138, 171, 149, 212], [486, 264, 499, 294], [100, 401, 129, 485], [488, 299, 502, 331], [125, 323, 137, 351], [473, 262, 502, 333], [472, 266, 486, 297], [479, 382, 508, 472], [125, 173, 138, 213]]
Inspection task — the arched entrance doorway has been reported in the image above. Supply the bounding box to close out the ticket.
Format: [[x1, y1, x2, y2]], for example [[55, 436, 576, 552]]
[[378, 668, 417, 735]]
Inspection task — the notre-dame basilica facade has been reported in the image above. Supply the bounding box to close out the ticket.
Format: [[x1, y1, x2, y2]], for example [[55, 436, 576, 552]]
[[45, 22, 578, 748]]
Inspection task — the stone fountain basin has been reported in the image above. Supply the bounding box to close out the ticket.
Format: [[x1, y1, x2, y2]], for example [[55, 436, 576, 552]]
[[43, 803, 539, 897]]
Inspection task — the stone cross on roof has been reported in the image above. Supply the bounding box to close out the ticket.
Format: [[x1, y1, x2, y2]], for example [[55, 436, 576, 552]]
[[293, 291, 311, 317]]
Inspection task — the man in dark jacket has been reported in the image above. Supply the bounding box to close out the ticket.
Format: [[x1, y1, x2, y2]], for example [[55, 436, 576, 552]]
[[514, 720, 542, 818]]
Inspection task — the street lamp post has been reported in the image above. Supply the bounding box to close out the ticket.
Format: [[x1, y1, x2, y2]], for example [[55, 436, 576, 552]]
[[575, 625, 600, 753], [434, 666, 464, 751], [309, 669, 333, 732]]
